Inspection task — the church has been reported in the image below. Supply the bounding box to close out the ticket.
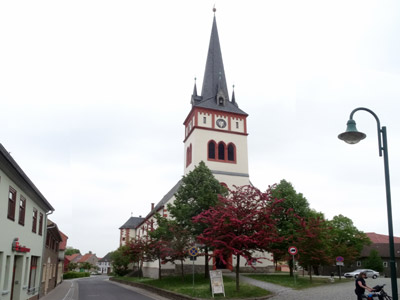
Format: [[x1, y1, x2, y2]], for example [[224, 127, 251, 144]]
[[119, 10, 274, 278]]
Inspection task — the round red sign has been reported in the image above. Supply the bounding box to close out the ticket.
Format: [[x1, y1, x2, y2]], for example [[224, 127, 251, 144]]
[[288, 246, 298, 255]]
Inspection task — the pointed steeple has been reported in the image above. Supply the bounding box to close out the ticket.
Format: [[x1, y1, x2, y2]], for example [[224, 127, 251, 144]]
[[193, 77, 198, 97], [231, 85, 238, 107], [201, 14, 229, 102]]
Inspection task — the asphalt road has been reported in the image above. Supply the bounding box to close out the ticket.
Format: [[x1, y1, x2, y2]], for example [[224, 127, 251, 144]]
[[77, 276, 168, 300]]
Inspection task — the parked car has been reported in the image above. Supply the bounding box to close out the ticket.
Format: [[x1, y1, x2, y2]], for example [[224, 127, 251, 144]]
[[344, 269, 379, 279]]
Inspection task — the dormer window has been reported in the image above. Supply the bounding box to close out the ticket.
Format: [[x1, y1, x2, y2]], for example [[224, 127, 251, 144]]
[[218, 97, 224, 106]]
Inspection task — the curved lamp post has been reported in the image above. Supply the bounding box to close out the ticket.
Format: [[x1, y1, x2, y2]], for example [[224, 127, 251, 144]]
[[338, 107, 398, 300]]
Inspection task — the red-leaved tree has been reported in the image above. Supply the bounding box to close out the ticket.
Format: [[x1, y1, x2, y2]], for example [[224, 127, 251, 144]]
[[295, 213, 332, 280], [193, 185, 283, 291]]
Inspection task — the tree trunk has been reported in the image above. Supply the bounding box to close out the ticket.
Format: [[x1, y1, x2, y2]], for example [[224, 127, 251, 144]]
[[158, 258, 162, 280], [204, 247, 209, 279], [181, 260, 184, 280], [236, 254, 240, 292], [289, 259, 293, 277], [309, 264, 312, 281]]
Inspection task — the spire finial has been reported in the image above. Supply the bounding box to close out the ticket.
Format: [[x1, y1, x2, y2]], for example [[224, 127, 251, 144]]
[[213, 5, 216, 13], [131, 212, 133, 217]]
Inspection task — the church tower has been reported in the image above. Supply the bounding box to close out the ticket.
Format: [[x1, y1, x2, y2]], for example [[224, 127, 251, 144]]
[[183, 12, 250, 188]]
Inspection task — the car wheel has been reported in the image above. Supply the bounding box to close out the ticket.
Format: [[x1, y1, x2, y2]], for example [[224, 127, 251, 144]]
[[355, 275, 358, 278], [372, 275, 377, 279]]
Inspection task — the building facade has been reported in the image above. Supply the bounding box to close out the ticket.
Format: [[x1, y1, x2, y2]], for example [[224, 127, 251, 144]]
[[39, 220, 64, 297], [0, 143, 54, 300], [120, 12, 274, 279]]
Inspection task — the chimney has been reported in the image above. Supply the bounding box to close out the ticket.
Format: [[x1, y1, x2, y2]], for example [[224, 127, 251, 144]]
[[151, 203, 155, 210]]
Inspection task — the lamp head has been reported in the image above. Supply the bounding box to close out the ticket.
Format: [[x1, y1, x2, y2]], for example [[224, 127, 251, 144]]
[[338, 119, 366, 144]]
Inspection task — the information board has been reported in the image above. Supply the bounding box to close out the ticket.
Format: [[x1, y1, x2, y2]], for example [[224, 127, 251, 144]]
[[209, 270, 225, 297]]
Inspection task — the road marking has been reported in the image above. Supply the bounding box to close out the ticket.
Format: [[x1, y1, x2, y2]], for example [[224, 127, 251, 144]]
[[62, 281, 75, 300]]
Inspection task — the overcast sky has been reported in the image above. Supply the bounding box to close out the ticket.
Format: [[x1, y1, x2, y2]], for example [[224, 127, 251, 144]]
[[1, 0, 400, 258]]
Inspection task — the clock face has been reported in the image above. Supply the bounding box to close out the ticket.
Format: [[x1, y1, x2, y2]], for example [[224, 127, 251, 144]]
[[216, 119, 227, 128]]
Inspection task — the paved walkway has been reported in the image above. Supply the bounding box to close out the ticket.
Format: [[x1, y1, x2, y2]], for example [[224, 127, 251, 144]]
[[40, 279, 78, 300]]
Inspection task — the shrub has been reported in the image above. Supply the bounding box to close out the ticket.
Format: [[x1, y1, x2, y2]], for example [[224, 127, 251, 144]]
[[63, 272, 90, 279]]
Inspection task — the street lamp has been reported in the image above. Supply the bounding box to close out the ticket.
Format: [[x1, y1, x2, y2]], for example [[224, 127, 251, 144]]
[[338, 107, 398, 300]]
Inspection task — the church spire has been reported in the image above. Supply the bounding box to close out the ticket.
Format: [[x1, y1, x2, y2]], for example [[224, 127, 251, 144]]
[[201, 12, 229, 102]]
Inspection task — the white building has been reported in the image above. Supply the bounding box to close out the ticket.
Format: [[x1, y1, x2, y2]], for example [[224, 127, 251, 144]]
[[0, 143, 54, 300], [97, 252, 113, 275], [120, 11, 274, 278]]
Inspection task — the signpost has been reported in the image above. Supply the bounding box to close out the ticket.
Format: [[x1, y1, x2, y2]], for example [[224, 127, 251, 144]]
[[209, 270, 225, 297], [288, 246, 298, 285], [188, 247, 199, 293], [336, 256, 344, 279]]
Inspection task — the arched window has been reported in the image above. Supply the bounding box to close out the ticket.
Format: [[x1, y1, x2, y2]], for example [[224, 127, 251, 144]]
[[208, 141, 216, 159], [218, 142, 225, 160], [186, 144, 192, 167], [228, 143, 235, 162]]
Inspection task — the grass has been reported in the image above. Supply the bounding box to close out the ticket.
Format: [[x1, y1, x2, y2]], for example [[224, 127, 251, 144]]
[[115, 273, 271, 299], [246, 273, 351, 290]]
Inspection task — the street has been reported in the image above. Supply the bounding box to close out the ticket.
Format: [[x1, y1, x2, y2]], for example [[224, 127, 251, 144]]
[[40, 275, 169, 300], [41, 274, 400, 300]]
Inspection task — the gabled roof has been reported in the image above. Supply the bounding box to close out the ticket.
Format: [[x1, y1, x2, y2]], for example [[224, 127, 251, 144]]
[[65, 253, 81, 263], [119, 217, 145, 229], [47, 219, 62, 242], [366, 232, 400, 244], [59, 231, 69, 251], [78, 253, 97, 263], [99, 252, 113, 262], [0, 143, 54, 211], [145, 179, 182, 219]]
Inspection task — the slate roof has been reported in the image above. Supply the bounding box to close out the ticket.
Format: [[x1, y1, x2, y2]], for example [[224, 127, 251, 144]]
[[0, 143, 54, 211], [119, 216, 145, 229], [193, 15, 247, 116], [99, 252, 112, 263], [144, 179, 182, 219]]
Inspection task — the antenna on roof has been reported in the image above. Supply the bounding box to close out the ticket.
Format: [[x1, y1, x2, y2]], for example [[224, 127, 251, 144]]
[[131, 212, 133, 217]]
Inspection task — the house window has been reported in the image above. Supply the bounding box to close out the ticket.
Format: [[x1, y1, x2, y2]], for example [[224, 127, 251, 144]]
[[236, 122, 239, 129], [19, 196, 26, 225], [8, 187, 17, 221], [356, 261, 361, 267], [38, 213, 43, 236], [208, 141, 216, 159], [218, 142, 225, 160], [228, 143, 235, 162], [28, 256, 39, 292], [383, 262, 388, 267], [32, 208, 38, 233], [203, 117, 206, 124]]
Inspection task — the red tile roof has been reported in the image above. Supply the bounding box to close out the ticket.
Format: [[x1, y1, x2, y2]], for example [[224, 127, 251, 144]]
[[59, 231, 68, 251], [366, 232, 400, 244], [78, 253, 94, 263], [65, 253, 81, 262]]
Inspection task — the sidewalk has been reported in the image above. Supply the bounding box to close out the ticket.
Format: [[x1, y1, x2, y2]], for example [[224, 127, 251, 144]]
[[40, 280, 78, 300]]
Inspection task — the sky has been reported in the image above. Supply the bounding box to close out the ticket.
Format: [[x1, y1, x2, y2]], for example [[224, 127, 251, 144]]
[[1, 0, 400, 258]]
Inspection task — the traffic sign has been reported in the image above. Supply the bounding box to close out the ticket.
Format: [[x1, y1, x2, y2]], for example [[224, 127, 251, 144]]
[[288, 246, 298, 255], [336, 262, 344, 266], [336, 256, 344, 262], [188, 247, 199, 257]]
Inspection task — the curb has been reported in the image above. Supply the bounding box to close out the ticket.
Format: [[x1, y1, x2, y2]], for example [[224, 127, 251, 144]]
[[109, 278, 274, 300]]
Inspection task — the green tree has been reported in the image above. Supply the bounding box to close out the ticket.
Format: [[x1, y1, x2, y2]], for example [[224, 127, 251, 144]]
[[328, 214, 370, 266], [167, 161, 227, 277], [110, 246, 131, 276], [67, 262, 78, 271], [65, 247, 80, 256], [269, 179, 311, 276], [364, 249, 384, 272], [80, 262, 92, 272]]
